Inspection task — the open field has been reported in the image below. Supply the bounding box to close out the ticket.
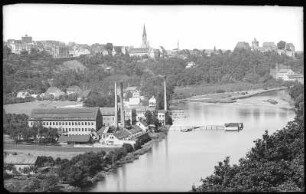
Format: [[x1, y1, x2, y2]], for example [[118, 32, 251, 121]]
[[3, 100, 83, 115], [4, 143, 117, 159]]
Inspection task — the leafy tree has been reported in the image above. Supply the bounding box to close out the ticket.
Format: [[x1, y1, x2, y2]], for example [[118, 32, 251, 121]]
[[165, 112, 173, 125], [277, 41, 286, 50]]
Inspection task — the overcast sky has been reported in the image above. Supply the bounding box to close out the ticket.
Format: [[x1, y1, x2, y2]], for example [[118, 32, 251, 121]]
[[3, 4, 303, 51]]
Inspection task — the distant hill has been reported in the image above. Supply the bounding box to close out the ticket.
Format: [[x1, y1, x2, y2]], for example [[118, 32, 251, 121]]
[[59, 60, 87, 72]]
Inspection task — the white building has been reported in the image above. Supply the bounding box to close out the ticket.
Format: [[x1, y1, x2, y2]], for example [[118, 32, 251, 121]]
[[28, 108, 103, 137], [149, 96, 156, 107], [17, 91, 30, 99]]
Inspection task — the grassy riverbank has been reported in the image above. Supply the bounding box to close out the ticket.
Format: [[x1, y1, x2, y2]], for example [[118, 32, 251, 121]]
[[186, 87, 287, 103], [173, 82, 283, 100]]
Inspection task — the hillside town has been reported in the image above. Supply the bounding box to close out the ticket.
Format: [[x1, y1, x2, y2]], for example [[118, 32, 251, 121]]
[[3, 4, 304, 193], [4, 25, 301, 60]]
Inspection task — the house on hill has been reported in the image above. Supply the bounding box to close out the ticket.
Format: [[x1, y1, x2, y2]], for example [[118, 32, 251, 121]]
[[270, 64, 304, 84], [285, 43, 295, 57], [262, 42, 277, 52], [149, 96, 156, 107], [45, 87, 65, 99], [66, 85, 82, 96], [16, 90, 30, 99]]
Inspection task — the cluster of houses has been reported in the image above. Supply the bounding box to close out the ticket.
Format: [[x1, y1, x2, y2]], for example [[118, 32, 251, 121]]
[[270, 63, 304, 84], [235, 38, 296, 57], [17, 85, 91, 101], [4, 26, 185, 60], [27, 105, 166, 146]]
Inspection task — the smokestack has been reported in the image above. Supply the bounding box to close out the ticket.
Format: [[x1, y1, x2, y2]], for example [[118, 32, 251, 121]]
[[114, 82, 118, 128], [120, 82, 125, 128], [163, 77, 167, 111]]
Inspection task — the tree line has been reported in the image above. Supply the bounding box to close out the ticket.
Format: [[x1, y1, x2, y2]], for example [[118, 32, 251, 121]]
[[3, 45, 303, 109]]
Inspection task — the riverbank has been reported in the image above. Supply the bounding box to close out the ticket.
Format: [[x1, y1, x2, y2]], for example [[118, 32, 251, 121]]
[[87, 126, 170, 190], [177, 87, 287, 104]]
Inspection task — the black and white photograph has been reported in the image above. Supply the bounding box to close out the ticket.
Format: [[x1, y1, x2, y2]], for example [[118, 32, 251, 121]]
[[3, 4, 304, 192]]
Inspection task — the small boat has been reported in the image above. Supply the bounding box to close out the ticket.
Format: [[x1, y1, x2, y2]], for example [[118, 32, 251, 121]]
[[224, 123, 243, 131]]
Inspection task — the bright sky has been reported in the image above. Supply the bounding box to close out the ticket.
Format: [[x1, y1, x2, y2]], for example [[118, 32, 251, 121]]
[[3, 4, 304, 51]]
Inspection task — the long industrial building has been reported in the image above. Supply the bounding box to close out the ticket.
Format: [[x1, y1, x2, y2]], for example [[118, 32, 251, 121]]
[[28, 107, 103, 136]]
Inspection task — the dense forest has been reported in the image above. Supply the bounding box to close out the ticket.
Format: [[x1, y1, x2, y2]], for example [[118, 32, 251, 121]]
[[3, 45, 304, 109], [192, 82, 304, 192]]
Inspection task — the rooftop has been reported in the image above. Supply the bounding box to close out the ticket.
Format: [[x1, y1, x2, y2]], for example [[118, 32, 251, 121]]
[[129, 125, 143, 134], [29, 107, 100, 121], [100, 107, 115, 116], [113, 128, 131, 139], [5, 155, 38, 165]]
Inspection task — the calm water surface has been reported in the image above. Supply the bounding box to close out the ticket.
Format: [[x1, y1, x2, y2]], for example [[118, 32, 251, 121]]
[[89, 90, 295, 192]]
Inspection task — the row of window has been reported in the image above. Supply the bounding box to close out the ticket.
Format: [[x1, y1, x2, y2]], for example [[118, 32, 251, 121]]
[[32, 121, 95, 126], [60, 128, 94, 132]]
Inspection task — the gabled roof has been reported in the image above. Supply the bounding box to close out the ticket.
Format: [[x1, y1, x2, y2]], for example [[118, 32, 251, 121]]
[[46, 87, 63, 94], [100, 107, 115, 116], [286, 43, 295, 47], [29, 107, 100, 121], [130, 125, 143, 134], [262, 42, 276, 48], [97, 126, 110, 135], [138, 119, 148, 126], [113, 129, 131, 139], [67, 85, 82, 93], [126, 86, 138, 91], [158, 110, 167, 114], [5, 155, 38, 165]]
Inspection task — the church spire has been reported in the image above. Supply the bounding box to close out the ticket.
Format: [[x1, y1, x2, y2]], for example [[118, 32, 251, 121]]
[[143, 24, 147, 38], [142, 24, 149, 48]]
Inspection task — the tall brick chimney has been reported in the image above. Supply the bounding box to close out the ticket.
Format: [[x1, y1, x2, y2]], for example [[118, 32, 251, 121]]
[[120, 82, 125, 128], [114, 82, 118, 128]]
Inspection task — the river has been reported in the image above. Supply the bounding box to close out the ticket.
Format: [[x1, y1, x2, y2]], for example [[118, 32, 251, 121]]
[[88, 90, 295, 192]]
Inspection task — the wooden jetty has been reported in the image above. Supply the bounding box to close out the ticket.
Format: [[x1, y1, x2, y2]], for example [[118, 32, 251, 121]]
[[171, 125, 225, 131], [171, 123, 243, 132]]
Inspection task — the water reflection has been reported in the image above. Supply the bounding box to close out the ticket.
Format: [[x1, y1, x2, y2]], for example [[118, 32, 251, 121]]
[[237, 108, 252, 118], [90, 90, 295, 192], [263, 110, 277, 117]]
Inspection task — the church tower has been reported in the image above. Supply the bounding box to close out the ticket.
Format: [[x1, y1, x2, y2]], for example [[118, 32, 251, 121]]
[[142, 24, 149, 48]]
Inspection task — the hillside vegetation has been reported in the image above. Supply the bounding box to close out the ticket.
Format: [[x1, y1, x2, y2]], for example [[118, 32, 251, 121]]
[[3, 46, 303, 108]]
